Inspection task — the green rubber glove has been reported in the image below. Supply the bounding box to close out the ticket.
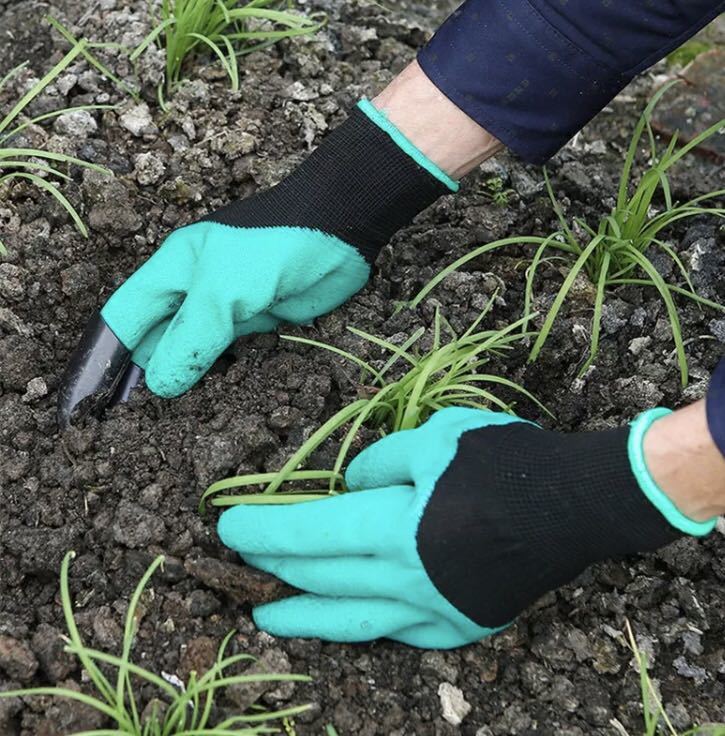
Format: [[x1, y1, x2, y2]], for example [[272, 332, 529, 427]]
[[98, 100, 453, 398], [218, 407, 715, 649]]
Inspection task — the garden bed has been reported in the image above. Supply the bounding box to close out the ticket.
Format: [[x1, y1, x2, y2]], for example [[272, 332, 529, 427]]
[[0, 1, 724, 734]]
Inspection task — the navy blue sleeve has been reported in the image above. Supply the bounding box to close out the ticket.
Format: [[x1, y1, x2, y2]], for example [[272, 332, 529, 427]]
[[418, 1, 723, 163], [707, 358, 725, 459]]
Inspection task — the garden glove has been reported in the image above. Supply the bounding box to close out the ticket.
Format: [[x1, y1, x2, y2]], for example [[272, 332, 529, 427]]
[[218, 407, 717, 649], [57, 100, 457, 425]]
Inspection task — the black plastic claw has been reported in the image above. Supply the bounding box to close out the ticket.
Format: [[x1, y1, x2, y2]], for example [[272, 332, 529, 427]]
[[57, 311, 142, 429]]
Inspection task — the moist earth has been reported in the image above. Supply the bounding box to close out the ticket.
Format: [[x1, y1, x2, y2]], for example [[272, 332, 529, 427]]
[[1, 1, 724, 734]]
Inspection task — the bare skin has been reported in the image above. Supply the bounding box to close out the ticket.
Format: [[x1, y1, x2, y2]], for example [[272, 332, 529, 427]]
[[373, 61, 502, 180], [375, 62, 725, 524], [644, 401, 725, 521]]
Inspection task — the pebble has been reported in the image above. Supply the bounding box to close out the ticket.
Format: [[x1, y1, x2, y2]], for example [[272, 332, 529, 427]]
[[133, 151, 166, 185], [673, 656, 708, 684], [438, 682, 471, 726], [0, 263, 27, 302], [53, 109, 98, 138], [119, 103, 156, 137], [628, 336, 651, 355], [22, 376, 47, 403], [0, 634, 39, 682]]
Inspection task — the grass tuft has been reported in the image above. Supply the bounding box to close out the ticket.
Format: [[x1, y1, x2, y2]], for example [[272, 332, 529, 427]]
[[410, 83, 724, 386], [0, 35, 114, 254], [201, 296, 549, 508], [0, 551, 311, 734], [133, 0, 326, 97]]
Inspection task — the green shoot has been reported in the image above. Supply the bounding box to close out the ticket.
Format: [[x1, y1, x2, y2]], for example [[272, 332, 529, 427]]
[[0, 551, 311, 735], [481, 176, 514, 207], [201, 297, 550, 508], [622, 619, 725, 736], [409, 83, 724, 386], [0, 41, 113, 254], [134, 0, 326, 97], [527, 82, 724, 385]]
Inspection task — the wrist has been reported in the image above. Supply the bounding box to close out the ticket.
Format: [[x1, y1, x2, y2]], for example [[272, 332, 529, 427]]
[[640, 402, 725, 525], [373, 61, 503, 180]]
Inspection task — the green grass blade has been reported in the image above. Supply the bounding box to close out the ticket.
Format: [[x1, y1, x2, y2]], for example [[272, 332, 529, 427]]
[[0, 44, 84, 135], [409, 236, 554, 308], [578, 250, 610, 378], [529, 234, 606, 363], [281, 334, 382, 383], [623, 244, 688, 385], [3, 172, 88, 236]]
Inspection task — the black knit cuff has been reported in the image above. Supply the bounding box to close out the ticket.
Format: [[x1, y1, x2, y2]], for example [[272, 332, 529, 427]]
[[202, 105, 451, 264]]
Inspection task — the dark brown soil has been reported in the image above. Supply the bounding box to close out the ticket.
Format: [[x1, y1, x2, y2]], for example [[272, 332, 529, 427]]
[[1, 2, 724, 734]]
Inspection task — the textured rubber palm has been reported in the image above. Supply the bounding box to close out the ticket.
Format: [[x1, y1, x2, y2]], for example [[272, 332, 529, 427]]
[[102, 223, 369, 397]]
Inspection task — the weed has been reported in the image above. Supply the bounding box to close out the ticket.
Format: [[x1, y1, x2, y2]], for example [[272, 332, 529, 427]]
[[0, 551, 311, 734], [0, 43, 112, 254], [133, 0, 325, 97], [410, 83, 724, 385], [201, 296, 549, 507], [610, 620, 725, 736], [481, 176, 514, 207]]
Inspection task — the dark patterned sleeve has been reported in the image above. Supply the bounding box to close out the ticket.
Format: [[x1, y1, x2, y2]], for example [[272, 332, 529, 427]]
[[418, 0, 723, 163]]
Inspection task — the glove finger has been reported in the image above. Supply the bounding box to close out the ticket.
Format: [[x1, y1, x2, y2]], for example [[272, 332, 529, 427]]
[[130, 319, 171, 369], [234, 313, 281, 337], [218, 485, 412, 558], [243, 554, 406, 599], [101, 231, 195, 350], [144, 287, 234, 398], [253, 594, 426, 643], [345, 430, 420, 491]]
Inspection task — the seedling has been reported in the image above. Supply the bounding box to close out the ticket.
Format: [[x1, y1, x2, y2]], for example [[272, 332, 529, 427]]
[[481, 176, 514, 207], [0, 551, 311, 735], [410, 82, 724, 385], [0, 43, 112, 254], [201, 296, 549, 508], [612, 620, 725, 736], [132, 0, 325, 97]]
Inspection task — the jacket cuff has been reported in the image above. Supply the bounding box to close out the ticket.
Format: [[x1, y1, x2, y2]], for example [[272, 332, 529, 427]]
[[417, 0, 723, 164]]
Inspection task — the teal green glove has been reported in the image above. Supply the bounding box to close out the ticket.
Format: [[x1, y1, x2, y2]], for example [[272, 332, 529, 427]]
[[218, 407, 714, 649], [101, 224, 369, 397], [97, 100, 453, 398]]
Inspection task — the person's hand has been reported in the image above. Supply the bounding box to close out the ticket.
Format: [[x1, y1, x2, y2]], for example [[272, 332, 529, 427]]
[[218, 406, 716, 649], [57, 101, 454, 421]]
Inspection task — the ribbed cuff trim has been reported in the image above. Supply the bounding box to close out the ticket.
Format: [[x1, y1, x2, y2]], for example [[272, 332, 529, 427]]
[[628, 408, 717, 537], [357, 99, 460, 193]]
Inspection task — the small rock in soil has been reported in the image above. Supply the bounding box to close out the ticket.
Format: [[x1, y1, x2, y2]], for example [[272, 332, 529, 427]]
[[112, 500, 167, 548], [438, 682, 471, 726], [0, 635, 39, 682]]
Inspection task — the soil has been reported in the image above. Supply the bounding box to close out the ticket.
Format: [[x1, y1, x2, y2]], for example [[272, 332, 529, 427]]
[[1, 2, 724, 735]]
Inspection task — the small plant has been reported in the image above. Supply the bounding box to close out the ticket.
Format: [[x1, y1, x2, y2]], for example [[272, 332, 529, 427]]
[[133, 0, 325, 97], [0, 552, 311, 735], [481, 175, 514, 207], [611, 620, 725, 736], [201, 297, 549, 508], [410, 82, 724, 386], [0, 43, 112, 254]]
